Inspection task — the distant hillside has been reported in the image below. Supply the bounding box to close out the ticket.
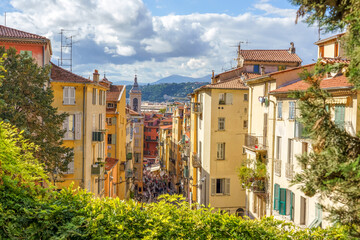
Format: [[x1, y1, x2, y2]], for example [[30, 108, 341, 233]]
[[125, 82, 209, 102], [152, 74, 211, 84]]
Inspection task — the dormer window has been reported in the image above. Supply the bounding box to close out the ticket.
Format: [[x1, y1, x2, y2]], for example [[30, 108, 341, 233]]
[[107, 103, 114, 108]]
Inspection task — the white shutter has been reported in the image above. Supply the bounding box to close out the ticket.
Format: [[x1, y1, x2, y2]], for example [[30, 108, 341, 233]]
[[75, 113, 81, 140], [67, 159, 74, 174], [103, 91, 106, 105], [92, 114, 96, 131], [63, 117, 69, 139], [70, 87, 75, 104], [112, 117, 116, 125], [225, 178, 230, 195], [226, 93, 233, 105], [102, 113, 105, 129], [112, 134, 116, 145], [63, 87, 69, 105], [211, 179, 215, 196]]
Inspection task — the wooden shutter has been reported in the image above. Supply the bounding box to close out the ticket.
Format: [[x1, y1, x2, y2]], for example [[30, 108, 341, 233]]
[[335, 105, 345, 129], [225, 93, 233, 105], [211, 179, 215, 196], [279, 188, 287, 215], [112, 117, 117, 125], [63, 117, 69, 139], [225, 178, 230, 195], [290, 192, 295, 221], [70, 87, 75, 104], [274, 183, 280, 210], [75, 113, 81, 140], [217, 143, 220, 159], [63, 87, 69, 104], [102, 113, 105, 129], [67, 159, 74, 174], [111, 134, 116, 145]]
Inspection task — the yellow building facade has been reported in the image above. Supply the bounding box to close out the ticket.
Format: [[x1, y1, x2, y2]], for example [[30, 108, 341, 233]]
[[51, 65, 108, 197]]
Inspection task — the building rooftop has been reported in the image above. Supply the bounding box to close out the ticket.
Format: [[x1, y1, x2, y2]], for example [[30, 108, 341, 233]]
[[105, 158, 119, 171], [0, 24, 48, 40], [201, 77, 248, 90], [107, 85, 124, 102], [240, 49, 302, 63], [314, 33, 345, 45], [51, 62, 93, 83], [270, 74, 352, 94]]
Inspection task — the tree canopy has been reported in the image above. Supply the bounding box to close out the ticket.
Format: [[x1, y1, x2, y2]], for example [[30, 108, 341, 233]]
[[0, 47, 73, 183]]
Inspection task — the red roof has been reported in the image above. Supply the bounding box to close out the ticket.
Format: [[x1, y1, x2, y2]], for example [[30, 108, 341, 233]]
[[270, 74, 352, 94], [240, 49, 302, 63], [320, 58, 350, 64], [107, 85, 124, 102], [0, 25, 48, 40], [105, 158, 119, 171], [51, 62, 92, 83], [160, 125, 172, 130]]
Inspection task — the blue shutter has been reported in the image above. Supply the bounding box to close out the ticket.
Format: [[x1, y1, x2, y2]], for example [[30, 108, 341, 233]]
[[274, 184, 280, 210], [279, 188, 287, 215], [253, 65, 260, 73]]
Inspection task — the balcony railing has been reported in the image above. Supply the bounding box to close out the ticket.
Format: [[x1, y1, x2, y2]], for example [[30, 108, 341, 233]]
[[275, 159, 281, 176], [244, 134, 267, 151], [191, 102, 202, 114], [91, 164, 103, 175], [192, 153, 201, 168], [285, 162, 294, 179], [251, 180, 266, 193], [92, 131, 104, 142]]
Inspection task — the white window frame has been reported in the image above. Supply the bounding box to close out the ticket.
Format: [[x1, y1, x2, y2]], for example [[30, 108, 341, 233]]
[[289, 101, 295, 120]]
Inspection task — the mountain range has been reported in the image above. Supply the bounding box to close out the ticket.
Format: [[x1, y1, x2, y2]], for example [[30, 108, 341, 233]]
[[112, 74, 211, 86]]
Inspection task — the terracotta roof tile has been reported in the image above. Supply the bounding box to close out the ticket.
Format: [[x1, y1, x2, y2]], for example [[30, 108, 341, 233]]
[[160, 125, 172, 130], [107, 85, 124, 102], [105, 158, 119, 171], [51, 62, 92, 83], [201, 77, 248, 90], [320, 58, 350, 64], [240, 49, 302, 63], [270, 74, 352, 94], [0, 25, 48, 40]]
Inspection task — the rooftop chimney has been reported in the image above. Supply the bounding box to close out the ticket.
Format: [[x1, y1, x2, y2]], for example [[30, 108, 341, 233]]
[[289, 42, 295, 54], [260, 65, 265, 75], [93, 69, 100, 82], [211, 70, 216, 84]]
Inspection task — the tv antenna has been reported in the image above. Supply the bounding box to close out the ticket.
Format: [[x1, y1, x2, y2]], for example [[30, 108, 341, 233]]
[[231, 40, 251, 68], [58, 29, 74, 72]]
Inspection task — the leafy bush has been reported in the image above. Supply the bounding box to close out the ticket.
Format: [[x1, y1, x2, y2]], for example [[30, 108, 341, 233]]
[[0, 121, 352, 239]]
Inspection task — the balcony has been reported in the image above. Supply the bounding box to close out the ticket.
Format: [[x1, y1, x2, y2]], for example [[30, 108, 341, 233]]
[[285, 162, 294, 179], [192, 153, 201, 168], [91, 164, 103, 175], [244, 134, 267, 151], [251, 180, 266, 194], [125, 169, 133, 178], [191, 102, 202, 114], [275, 159, 281, 177], [92, 131, 104, 142]]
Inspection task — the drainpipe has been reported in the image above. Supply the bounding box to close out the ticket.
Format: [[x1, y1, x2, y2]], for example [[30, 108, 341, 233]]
[[82, 85, 87, 188], [268, 98, 277, 216]]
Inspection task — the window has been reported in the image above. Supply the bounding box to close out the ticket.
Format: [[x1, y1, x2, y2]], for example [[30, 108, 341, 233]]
[[218, 118, 225, 130], [63, 114, 81, 140], [107, 134, 116, 145], [319, 45, 324, 58], [92, 88, 97, 105], [244, 93, 248, 101], [334, 105, 345, 129], [107, 153, 111, 158], [99, 90, 103, 105], [244, 107, 247, 114], [300, 196, 307, 225], [288, 102, 295, 120], [288, 139, 293, 164], [243, 120, 248, 128], [108, 134, 112, 144], [277, 102, 283, 119], [211, 178, 230, 195], [309, 204, 322, 228], [107, 103, 114, 108], [134, 153, 141, 163], [63, 87, 75, 105], [135, 139, 139, 147], [217, 143, 225, 160], [253, 64, 260, 73], [276, 136, 282, 160], [20, 50, 32, 58], [334, 42, 339, 57], [219, 93, 233, 105]]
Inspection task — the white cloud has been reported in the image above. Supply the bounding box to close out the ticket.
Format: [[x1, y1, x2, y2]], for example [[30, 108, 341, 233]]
[[4, 0, 321, 83]]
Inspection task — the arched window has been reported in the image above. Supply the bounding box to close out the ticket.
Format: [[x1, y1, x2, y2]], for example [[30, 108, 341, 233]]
[[133, 98, 138, 112]]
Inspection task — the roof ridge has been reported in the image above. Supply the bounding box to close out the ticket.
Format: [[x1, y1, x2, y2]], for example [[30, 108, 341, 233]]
[[51, 62, 91, 82]]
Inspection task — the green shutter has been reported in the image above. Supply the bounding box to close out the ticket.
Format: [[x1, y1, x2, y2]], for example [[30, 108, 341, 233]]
[[274, 184, 280, 210], [290, 192, 294, 221], [335, 105, 345, 129], [279, 188, 287, 215]]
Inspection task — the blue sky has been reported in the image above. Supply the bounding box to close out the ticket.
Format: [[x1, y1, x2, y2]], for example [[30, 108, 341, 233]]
[[0, 0, 337, 83]]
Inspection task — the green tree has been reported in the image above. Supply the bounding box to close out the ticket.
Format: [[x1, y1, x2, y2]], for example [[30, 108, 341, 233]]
[[0, 47, 73, 184], [290, 0, 360, 236]]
